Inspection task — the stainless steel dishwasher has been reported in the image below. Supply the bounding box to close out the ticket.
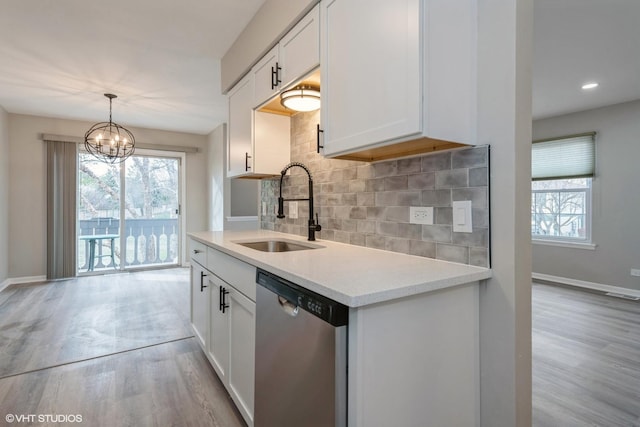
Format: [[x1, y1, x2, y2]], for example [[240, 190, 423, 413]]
[[255, 268, 349, 427]]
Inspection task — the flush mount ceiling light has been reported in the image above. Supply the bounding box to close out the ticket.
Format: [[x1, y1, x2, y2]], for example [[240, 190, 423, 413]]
[[84, 93, 135, 164], [280, 86, 321, 112], [581, 82, 599, 90]]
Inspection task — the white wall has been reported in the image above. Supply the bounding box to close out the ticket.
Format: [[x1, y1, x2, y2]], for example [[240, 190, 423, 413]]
[[533, 100, 640, 291], [7, 113, 208, 279], [478, 0, 533, 425], [0, 107, 8, 285]]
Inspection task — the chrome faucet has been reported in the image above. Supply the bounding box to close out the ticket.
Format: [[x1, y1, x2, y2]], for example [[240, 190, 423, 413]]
[[277, 162, 322, 241]]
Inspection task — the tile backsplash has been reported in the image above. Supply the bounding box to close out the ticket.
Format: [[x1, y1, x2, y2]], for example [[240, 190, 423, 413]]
[[260, 110, 490, 267]]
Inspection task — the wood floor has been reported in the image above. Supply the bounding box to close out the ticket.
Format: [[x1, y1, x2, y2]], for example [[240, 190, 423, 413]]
[[2, 272, 639, 426], [533, 282, 640, 427], [0, 268, 245, 427]]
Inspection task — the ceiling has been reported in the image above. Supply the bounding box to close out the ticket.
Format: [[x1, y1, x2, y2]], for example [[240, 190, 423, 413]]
[[0, 0, 637, 135], [533, 0, 640, 119], [0, 0, 265, 135]]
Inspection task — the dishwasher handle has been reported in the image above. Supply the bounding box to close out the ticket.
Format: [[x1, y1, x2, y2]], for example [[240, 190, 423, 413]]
[[278, 296, 299, 317]]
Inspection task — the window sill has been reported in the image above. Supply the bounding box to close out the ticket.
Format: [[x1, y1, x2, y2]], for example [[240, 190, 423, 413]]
[[532, 239, 597, 250]]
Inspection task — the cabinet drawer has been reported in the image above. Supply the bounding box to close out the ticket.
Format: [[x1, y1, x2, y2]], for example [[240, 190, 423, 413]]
[[207, 248, 256, 302], [190, 239, 207, 266]]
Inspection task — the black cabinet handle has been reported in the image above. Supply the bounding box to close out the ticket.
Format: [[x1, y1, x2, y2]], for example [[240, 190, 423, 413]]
[[245, 152, 252, 171], [316, 124, 324, 153], [271, 62, 282, 89], [193, 249, 202, 254], [200, 271, 208, 292], [220, 286, 230, 313]]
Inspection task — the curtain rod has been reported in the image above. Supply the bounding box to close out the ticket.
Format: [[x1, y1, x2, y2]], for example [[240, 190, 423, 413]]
[[40, 133, 199, 153]]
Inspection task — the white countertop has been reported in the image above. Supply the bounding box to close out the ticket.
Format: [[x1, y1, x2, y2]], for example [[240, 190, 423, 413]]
[[188, 230, 491, 308]]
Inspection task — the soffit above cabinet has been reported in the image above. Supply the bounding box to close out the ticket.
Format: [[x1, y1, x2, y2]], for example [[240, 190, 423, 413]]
[[221, 0, 318, 94]]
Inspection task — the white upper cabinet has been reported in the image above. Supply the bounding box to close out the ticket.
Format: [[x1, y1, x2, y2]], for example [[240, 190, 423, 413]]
[[227, 73, 291, 178], [252, 4, 320, 108], [320, 0, 477, 161], [227, 74, 254, 177], [279, 4, 320, 90], [252, 45, 280, 109]]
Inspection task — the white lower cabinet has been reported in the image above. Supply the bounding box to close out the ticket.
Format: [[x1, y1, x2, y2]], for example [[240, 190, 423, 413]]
[[189, 238, 256, 427], [190, 261, 210, 350], [209, 273, 256, 426]]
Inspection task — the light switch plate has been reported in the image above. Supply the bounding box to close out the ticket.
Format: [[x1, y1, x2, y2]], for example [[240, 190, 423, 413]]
[[410, 207, 434, 225], [452, 200, 472, 233], [289, 201, 298, 219]]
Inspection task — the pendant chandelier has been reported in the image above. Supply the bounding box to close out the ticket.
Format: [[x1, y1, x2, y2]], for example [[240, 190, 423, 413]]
[[84, 93, 135, 164]]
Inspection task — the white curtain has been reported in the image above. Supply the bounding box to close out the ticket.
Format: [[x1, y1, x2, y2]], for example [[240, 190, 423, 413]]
[[46, 140, 77, 279]]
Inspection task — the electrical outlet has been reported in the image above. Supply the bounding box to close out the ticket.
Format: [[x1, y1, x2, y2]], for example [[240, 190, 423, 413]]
[[289, 201, 298, 219], [631, 269, 640, 277], [409, 207, 434, 225]]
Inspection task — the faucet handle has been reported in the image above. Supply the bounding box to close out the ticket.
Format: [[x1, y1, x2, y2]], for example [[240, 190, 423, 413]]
[[315, 213, 322, 231]]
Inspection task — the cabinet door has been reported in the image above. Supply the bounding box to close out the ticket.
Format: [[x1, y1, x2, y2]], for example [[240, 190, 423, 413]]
[[252, 45, 280, 107], [209, 275, 230, 383], [228, 74, 254, 177], [190, 262, 210, 351], [228, 286, 256, 426], [279, 4, 320, 89], [320, 0, 422, 156]]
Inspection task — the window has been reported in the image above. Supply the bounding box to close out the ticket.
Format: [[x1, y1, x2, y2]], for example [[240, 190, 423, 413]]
[[531, 133, 595, 243]]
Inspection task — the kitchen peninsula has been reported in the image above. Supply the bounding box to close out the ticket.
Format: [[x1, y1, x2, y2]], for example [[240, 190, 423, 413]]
[[189, 229, 491, 426]]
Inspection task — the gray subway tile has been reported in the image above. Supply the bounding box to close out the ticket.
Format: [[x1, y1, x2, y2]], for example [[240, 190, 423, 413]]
[[422, 225, 452, 243], [349, 206, 368, 220], [397, 223, 422, 239], [398, 157, 422, 174], [409, 240, 436, 258], [386, 237, 411, 254], [349, 179, 367, 193], [436, 244, 469, 264], [373, 161, 398, 177], [421, 152, 451, 172], [397, 191, 422, 206], [365, 178, 385, 192], [421, 189, 451, 207], [472, 208, 489, 228], [375, 191, 398, 206], [377, 221, 400, 236], [384, 175, 408, 191], [435, 207, 453, 225], [357, 192, 375, 206], [452, 228, 488, 247], [451, 146, 488, 168], [469, 167, 488, 187], [435, 169, 468, 189], [366, 235, 386, 250], [350, 233, 366, 247], [357, 220, 376, 234], [384, 206, 410, 222], [470, 247, 489, 267], [408, 172, 435, 190], [452, 187, 488, 209]]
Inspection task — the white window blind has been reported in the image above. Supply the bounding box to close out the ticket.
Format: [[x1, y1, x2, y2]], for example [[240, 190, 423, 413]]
[[532, 132, 596, 181]]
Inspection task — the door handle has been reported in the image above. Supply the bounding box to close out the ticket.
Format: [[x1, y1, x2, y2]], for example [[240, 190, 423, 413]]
[[271, 62, 282, 89], [278, 296, 299, 317], [220, 286, 230, 313], [200, 271, 208, 292], [316, 124, 324, 153], [245, 152, 252, 171]]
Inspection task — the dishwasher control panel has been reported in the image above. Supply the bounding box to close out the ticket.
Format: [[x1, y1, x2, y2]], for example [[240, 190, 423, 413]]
[[257, 269, 348, 326]]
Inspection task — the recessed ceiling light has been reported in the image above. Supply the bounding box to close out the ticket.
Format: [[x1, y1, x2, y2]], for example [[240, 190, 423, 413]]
[[581, 82, 599, 90]]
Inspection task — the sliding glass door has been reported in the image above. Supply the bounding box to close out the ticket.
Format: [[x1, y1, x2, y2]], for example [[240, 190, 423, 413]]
[[77, 151, 182, 274]]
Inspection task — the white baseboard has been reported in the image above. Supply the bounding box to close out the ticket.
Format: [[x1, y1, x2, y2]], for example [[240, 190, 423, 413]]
[[0, 275, 48, 292], [0, 278, 9, 293], [532, 272, 640, 299]]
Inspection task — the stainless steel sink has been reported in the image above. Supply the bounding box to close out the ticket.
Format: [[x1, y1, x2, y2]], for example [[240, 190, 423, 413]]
[[235, 239, 321, 253]]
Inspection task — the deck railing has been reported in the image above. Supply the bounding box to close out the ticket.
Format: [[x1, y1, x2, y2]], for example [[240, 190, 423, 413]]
[[78, 218, 178, 271]]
